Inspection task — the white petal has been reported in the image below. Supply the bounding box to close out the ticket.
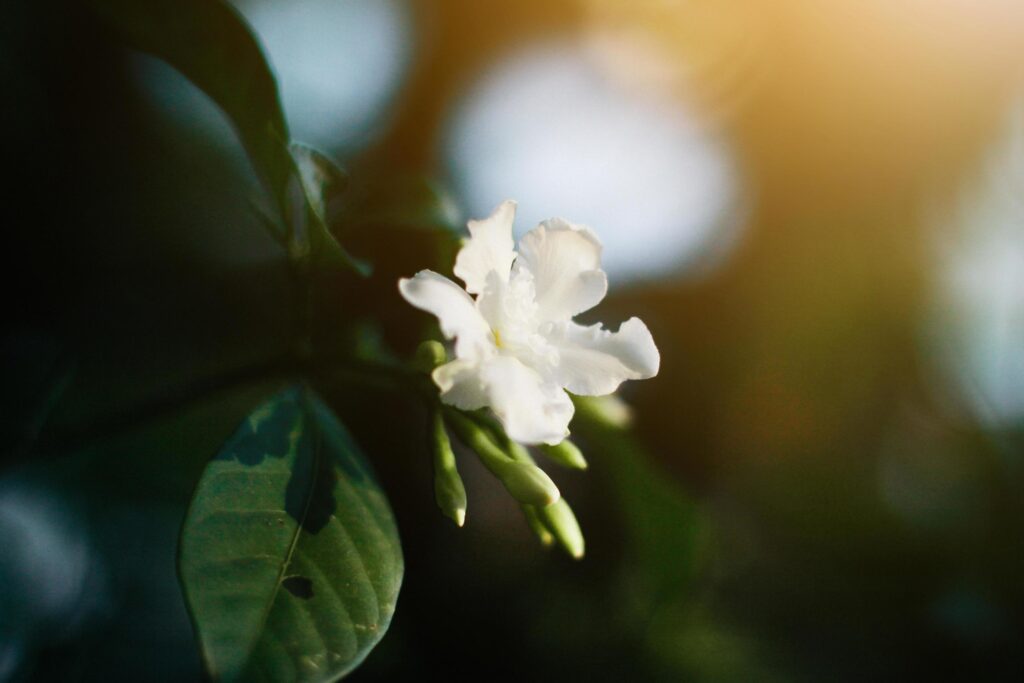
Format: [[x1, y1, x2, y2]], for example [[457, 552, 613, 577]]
[[479, 356, 574, 445], [517, 218, 608, 321], [432, 359, 488, 410], [454, 200, 517, 294], [475, 265, 539, 337], [474, 270, 507, 332], [398, 270, 494, 359], [547, 317, 660, 396]]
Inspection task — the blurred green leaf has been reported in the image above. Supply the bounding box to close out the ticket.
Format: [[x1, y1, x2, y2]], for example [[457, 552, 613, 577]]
[[90, 0, 368, 275], [339, 173, 462, 273], [90, 0, 292, 215], [574, 397, 704, 601], [290, 143, 348, 224], [343, 174, 461, 236], [179, 386, 403, 683], [290, 143, 370, 275]]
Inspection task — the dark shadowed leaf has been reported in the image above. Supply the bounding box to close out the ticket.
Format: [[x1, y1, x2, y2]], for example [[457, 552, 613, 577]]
[[290, 143, 370, 275], [89, 1, 368, 275], [291, 144, 348, 224], [343, 173, 461, 237], [179, 386, 403, 682], [90, 0, 292, 216]]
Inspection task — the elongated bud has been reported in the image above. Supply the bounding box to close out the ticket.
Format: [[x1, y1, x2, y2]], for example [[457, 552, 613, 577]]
[[573, 394, 633, 429], [536, 499, 585, 559], [494, 460, 560, 507], [521, 505, 554, 547], [444, 409, 560, 506], [415, 340, 447, 372], [539, 439, 587, 470], [505, 439, 534, 463], [430, 410, 466, 526]]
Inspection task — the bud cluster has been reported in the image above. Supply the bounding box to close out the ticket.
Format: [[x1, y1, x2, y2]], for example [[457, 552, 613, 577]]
[[417, 341, 587, 558]]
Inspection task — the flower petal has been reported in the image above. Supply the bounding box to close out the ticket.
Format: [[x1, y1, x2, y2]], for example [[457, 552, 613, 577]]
[[479, 356, 574, 445], [475, 265, 539, 339], [454, 200, 517, 294], [398, 270, 494, 359], [517, 218, 608, 321], [546, 317, 660, 396], [432, 359, 488, 410]]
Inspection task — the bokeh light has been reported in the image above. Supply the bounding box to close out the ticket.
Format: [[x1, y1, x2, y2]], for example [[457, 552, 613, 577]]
[[0, 478, 107, 679], [444, 41, 744, 282], [133, 0, 413, 154], [236, 0, 412, 151], [930, 101, 1024, 428]]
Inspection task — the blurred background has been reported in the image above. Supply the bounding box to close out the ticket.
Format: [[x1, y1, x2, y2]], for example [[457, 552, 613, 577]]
[[4, 0, 1024, 680]]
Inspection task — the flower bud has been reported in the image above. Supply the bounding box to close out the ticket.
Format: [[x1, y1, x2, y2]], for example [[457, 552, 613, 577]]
[[539, 439, 588, 470], [444, 408, 560, 507], [573, 394, 633, 429], [494, 460, 560, 507], [536, 499, 585, 559], [430, 410, 466, 526], [521, 505, 554, 547], [415, 340, 447, 372]]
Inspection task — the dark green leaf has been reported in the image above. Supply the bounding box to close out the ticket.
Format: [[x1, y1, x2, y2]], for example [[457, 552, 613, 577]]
[[179, 386, 403, 682], [342, 173, 461, 237], [90, 0, 292, 216], [290, 143, 370, 275], [290, 143, 348, 223], [89, 1, 368, 275]]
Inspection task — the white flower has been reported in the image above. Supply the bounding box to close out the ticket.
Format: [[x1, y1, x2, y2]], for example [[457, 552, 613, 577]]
[[399, 200, 660, 445]]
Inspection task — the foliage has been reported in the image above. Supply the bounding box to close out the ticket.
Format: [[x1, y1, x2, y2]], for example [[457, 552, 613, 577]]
[[179, 386, 402, 683]]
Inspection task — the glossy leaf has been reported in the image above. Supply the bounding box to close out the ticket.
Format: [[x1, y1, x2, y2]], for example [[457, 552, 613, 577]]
[[179, 386, 403, 682]]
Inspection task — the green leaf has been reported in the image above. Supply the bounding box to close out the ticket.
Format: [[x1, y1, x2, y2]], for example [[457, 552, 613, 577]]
[[289, 143, 370, 275], [90, 0, 292, 216], [290, 143, 348, 224], [90, 1, 368, 275], [179, 386, 403, 682]]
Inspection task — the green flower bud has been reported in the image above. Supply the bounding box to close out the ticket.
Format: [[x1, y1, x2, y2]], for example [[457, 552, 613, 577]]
[[504, 439, 534, 463], [573, 394, 633, 429], [539, 439, 588, 470], [415, 340, 447, 372], [521, 505, 554, 547], [494, 460, 560, 507], [536, 499, 585, 560], [430, 410, 466, 526], [444, 408, 560, 507]]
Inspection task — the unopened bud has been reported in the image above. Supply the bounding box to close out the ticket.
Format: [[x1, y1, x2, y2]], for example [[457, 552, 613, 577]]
[[536, 499, 585, 559], [573, 394, 633, 429], [430, 410, 466, 526], [521, 505, 554, 547], [443, 408, 560, 507], [539, 439, 587, 470], [415, 340, 447, 372], [494, 460, 560, 507]]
